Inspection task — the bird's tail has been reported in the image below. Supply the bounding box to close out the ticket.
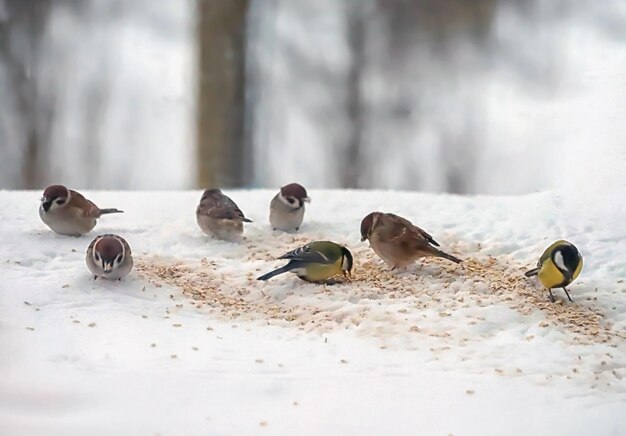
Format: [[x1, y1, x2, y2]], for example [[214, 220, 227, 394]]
[[524, 267, 539, 277], [99, 208, 124, 215], [435, 249, 462, 264], [243, 217, 253, 223], [257, 264, 295, 281]]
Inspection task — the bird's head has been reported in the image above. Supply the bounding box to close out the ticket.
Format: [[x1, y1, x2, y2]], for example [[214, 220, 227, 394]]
[[41, 185, 70, 212]]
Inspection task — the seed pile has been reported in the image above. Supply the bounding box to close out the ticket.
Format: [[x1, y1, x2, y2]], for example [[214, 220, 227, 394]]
[[135, 239, 624, 346]]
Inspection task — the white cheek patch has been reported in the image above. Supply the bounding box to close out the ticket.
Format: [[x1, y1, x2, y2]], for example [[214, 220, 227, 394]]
[[554, 250, 567, 272]]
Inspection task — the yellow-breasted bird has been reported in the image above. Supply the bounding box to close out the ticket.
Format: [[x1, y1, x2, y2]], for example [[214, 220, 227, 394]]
[[257, 241, 353, 283], [524, 240, 583, 303]]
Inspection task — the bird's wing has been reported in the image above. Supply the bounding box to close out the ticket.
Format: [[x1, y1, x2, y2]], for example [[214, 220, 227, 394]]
[[205, 204, 245, 220], [69, 190, 101, 218], [386, 213, 440, 247], [201, 196, 251, 222], [278, 244, 335, 264]]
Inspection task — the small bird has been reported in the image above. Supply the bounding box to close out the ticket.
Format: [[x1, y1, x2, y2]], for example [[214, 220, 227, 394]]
[[39, 184, 123, 236], [524, 240, 583, 303], [86, 234, 134, 280], [269, 183, 311, 232], [196, 189, 252, 242], [360, 212, 461, 270], [257, 241, 353, 283]]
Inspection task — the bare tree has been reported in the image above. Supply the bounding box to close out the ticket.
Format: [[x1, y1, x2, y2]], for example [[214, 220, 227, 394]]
[[341, 1, 367, 189], [196, 0, 250, 189], [0, 0, 56, 188]]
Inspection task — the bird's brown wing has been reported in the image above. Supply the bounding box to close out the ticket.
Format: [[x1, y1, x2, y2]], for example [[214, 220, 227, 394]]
[[198, 195, 251, 222], [206, 204, 245, 220], [385, 213, 440, 247], [69, 190, 101, 218]]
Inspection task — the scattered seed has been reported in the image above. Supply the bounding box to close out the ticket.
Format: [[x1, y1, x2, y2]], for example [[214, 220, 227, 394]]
[[26, 326, 34, 331], [170, 354, 177, 359], [259, 421, 268, 427], [88, 322, 96, 328], [340, 359, 348, 364], [172, 324, 182, 328], [62, 284, 70, 288]]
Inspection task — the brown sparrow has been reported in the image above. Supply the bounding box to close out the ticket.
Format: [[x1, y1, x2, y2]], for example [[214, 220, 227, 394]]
[[269, 183, 310, 232], [196, 189, 252, 242], [86, 234, 134, 280], [360, 212, 462, 270], [39, 185, 123, 236]]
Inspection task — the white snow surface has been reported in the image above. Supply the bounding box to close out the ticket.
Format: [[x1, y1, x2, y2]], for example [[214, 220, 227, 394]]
[[1, 189, 625, 436]]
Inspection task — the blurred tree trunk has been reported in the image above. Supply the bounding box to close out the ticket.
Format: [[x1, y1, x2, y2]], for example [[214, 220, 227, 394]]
[[0, 0, 55, 189], [196, 0, 250, 189], [342, 1, 366, 189]]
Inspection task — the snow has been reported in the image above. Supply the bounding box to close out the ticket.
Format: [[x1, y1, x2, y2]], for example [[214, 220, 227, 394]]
[[1, 189, 625, 435]]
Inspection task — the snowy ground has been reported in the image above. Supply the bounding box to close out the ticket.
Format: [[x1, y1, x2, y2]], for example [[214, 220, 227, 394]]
[[1, 190, 625, 435]]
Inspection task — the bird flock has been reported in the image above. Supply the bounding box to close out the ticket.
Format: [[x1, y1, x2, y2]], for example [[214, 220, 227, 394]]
[[38, 183, 583, 303]]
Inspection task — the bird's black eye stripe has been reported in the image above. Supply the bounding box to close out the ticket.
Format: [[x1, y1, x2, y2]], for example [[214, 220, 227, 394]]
[[116, 255, 123, 263], [95, 253, 100, 261], [287, 197, 296, 204]]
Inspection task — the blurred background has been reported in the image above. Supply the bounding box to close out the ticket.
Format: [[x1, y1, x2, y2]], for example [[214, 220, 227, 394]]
[[1, 0, 625, 194]]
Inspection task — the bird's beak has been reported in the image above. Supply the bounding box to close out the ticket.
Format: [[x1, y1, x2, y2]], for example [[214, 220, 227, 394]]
[[304, 197, 311, 203], [103, 263, 113, 273]]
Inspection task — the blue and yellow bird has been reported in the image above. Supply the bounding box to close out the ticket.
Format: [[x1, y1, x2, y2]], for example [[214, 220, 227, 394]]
[[257, 241, 353, 283], [524, 240, 583, 303]]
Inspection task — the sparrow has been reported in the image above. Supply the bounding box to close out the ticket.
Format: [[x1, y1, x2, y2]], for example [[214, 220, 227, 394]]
[[39, 184, 123, 236], [257, 241, 353, 283], [360, 212, 462, 270], [269, 183, 310, 232], [196, 189, 252, 242], [524, 240, 583, 303], [86, 234, 134, 280]]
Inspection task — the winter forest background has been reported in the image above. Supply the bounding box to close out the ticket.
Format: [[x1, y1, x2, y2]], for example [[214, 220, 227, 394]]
[[1, 0, 625, 195]]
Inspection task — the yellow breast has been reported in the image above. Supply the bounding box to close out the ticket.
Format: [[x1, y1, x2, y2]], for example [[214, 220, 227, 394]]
[[299, 258, 343, 283]]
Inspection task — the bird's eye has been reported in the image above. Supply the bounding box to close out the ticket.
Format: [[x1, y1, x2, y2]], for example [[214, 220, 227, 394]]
[[56, 199, 65, 205], [95, 253, 100, 262], [287, 197, 295, 204], [116, 255, 123, 264]]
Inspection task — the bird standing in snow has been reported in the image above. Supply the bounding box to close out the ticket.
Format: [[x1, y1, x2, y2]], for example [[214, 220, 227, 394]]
[[86, 234, 134, 280], [269, 183, 310, 232], [39, 184, 123, 236], [257, 241, 353, 283], [524, 240, 583, 303], [360, 212, 462, 270], [196, 189, 252, 242]]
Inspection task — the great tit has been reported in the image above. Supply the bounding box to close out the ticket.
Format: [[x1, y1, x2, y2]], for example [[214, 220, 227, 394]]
[[269, 183, 310, 232], [524, 240, 583, 303], [257, 241, 353, 283], [360, 211, 461, 270]]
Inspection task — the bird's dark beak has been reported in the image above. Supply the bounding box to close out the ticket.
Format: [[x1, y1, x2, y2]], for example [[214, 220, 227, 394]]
[[103, 262, 113, 273]]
